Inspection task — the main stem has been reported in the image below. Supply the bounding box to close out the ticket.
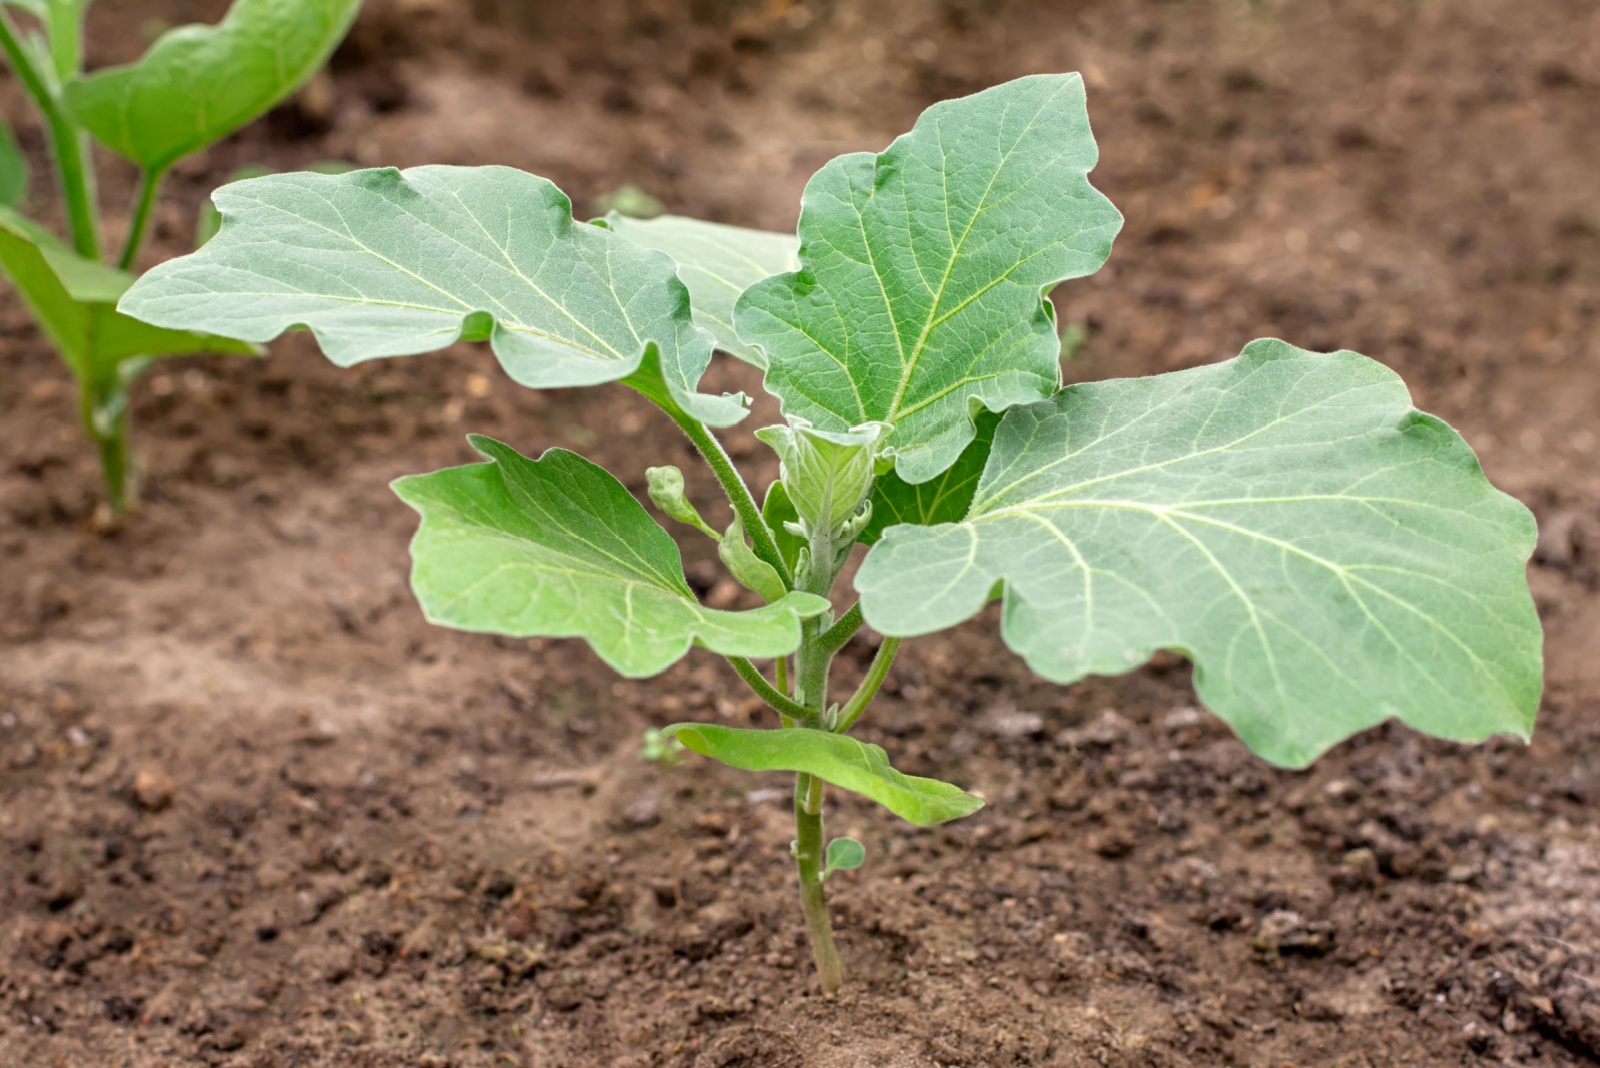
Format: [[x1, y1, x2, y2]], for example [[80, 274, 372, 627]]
[[789, 519, 846, 993], [79, 376, 130, 517]]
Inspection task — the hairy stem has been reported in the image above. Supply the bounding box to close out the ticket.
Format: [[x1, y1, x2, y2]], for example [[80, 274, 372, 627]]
[[668, 413, 792, 590], [727, 656, 808, 724], [817, 602, 863, 655], [119, 167, 165, 271], [832, 637, 900, 735], [0, 10, 99, 260], [792, 770, 841, 993], [787, 517, 849, 991]]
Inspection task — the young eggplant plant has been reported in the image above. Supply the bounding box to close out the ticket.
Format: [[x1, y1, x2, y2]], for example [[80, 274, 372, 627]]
[[119, 75, 1543, 993], [0, 0, 358, 519]]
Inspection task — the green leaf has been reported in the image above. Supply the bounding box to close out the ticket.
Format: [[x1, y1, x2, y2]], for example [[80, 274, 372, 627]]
[[663, 723, 984, 826], [736, 73, 1122, 485], [0, 206, 257, 381], [0, 117, 28, 208], [860, 407, 1000, 544], [822, 837, 865, 879], [762, 481, 805, 574], [856, 340, 1542, 768], [391, 435, 830, 678], [719, 516, 787, 603], [119, 166, 747, 425], [62, 0, 360, 172], [604, 213, 799, 369]]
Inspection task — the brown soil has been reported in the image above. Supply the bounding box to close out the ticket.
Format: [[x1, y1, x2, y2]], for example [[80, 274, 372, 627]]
[[3, 1, 1599, 1065]]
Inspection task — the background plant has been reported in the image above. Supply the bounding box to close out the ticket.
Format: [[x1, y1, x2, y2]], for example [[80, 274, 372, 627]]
[[0, 0, 359, 519], [119, 74, 1543, 993]]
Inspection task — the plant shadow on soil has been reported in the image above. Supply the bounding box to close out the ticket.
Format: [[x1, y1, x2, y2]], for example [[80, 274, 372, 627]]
[[2, 0, 1599, 1065]]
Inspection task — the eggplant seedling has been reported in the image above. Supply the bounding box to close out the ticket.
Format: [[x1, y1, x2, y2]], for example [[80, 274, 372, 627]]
[[120, 75, 1542, 992], [0, 0, 358, 519]]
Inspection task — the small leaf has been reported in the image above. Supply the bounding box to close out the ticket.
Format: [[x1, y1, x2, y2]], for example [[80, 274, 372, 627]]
[[62, 0, 360, 171], [646, 465, 719, 540], [762, 481, 805, 574], [736, 73, 1122, 484], [861, 407, 1001, 544], [0, 206, 257, 381], [719, 517, 787, 603], [605, 214, 799, 368], [663, 723, 984, 826], [392, 435, 830, 678], [119, 166, 746, 425], [857, 340, 1543, 768], [0, 117, 29, 208], [822, 837, 865, 880]]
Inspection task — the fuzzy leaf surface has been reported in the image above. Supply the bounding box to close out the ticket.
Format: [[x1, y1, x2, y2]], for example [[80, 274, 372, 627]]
[[0, 207, 257, 380], [604, 213, 798, 368], [663, 724, 984, 826], [393, 436, 829, 678], [119, 166, 745, 423], [62, 0, 360, 171], [857, 340, 1542, 767], [736, 73, 1122, 484]]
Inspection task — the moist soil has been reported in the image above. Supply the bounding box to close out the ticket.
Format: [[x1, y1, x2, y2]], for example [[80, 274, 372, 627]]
[[2, 1, 1599, 1065]]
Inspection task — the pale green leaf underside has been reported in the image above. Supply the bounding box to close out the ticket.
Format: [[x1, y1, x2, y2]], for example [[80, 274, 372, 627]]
[[663, 724, 984, 826], [63, 0, 360, 171], [0, 207, 257, 379], [857, 340, 1542, 768], [393, 436, 830, 678], [603, 213, 798, 369], [118, 166, 746, 424], [736, 73, 1123, 484]]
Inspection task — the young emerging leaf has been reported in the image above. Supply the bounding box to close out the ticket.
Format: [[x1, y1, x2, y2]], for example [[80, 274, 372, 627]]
[[736, 73, 1123, 484], [756, 419, 890, 536], [856, 340, 1543, 768], [62, 0, 360, 172], [663, 724, 984, 826], [602, 214, 799, 369], [645, 465, 719, 541], [0, 207, 257, 381], [118, 167, 747, 424], [393, 435, 829, 678]]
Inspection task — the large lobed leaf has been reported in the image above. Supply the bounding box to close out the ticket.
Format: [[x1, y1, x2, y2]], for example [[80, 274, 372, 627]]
[[393, 436, 830, 678], [118, 166, 746, 424], [736, 74, 1123, 484], [602, 213, 798, 369], [63, 0, 360, 172], [857, 340, 1543, 768], [0, 207, 257, 381], [664, 723, 984, 826]]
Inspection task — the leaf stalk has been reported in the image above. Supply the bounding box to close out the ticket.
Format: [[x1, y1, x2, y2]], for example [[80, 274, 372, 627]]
[[727, 656, 809, 723], [0, 9, 99, 260]]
